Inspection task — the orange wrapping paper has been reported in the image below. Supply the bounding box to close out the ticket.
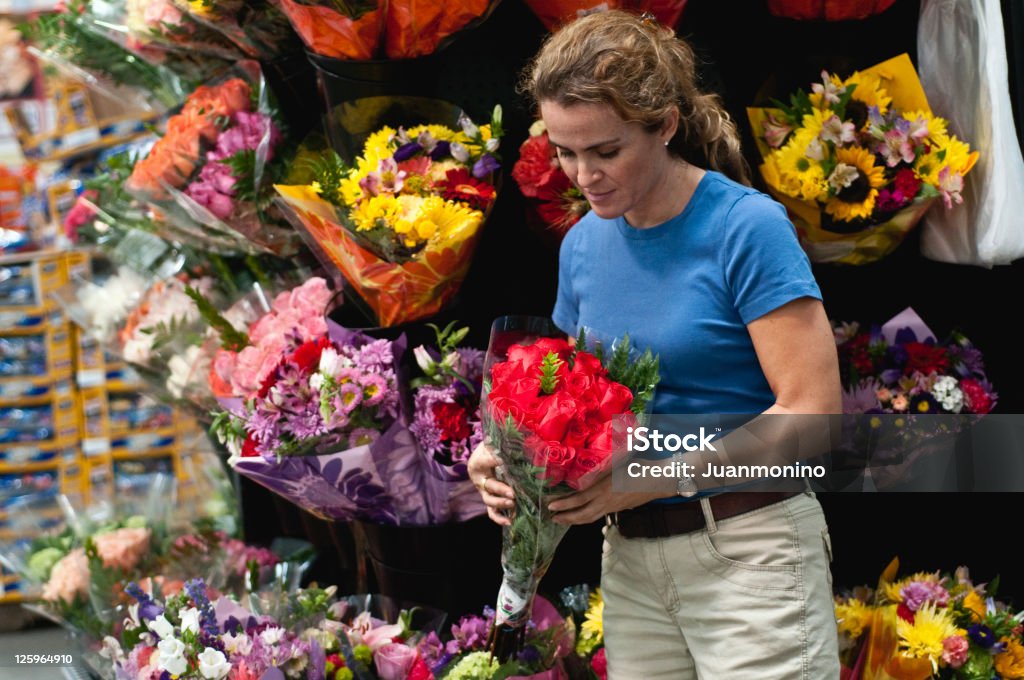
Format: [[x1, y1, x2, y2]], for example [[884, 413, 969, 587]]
[[275, 185, 482, 327], [523, 0, 688, 31], [384, 0, 491, 58], [276, 0, 384, 59]]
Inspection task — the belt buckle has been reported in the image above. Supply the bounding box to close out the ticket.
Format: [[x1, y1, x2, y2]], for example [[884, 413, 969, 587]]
[[607, 512, 619, 527]]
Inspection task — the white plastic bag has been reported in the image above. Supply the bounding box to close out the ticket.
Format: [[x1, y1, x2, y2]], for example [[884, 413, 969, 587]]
[[918, 0, 1024, 266]]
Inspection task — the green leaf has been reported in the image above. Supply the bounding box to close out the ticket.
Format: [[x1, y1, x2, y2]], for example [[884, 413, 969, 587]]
[[185, 285, 249, 351], [539, 352, 563, 394]]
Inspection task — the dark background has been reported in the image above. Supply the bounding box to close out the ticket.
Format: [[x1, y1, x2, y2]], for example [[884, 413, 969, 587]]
[[245, 0, 1024, 612]]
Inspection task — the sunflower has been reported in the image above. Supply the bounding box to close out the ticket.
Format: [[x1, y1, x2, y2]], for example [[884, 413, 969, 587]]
[[995, 638, 1024, 679], [771, 126, 829, 201], [824, 146, 887, 221], [843, 71, 893, 128], [896, 603, 961, 673]]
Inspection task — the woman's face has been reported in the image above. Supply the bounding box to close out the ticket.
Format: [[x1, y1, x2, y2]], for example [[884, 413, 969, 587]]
[[540, 100, 677, 227]]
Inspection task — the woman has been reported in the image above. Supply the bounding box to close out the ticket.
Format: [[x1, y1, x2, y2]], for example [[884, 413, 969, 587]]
[[469, 10, 842, 679]]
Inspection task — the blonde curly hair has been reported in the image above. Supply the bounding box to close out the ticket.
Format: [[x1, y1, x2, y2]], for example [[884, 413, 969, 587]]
[[521, 10, 750, 185]]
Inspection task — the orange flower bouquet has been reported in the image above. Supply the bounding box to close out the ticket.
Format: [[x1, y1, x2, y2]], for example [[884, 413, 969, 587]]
[[275, 101, 502, 326], [125, 61, 301, 256]]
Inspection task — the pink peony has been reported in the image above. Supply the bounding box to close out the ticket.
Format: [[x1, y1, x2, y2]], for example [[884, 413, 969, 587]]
[[94, 527, 152, 571], [942, 635, 969, 668], [271, 277, 333, 319], [186, 162, 237, 220], [374, 643, 416, 680], [42, 549, 89, 604]]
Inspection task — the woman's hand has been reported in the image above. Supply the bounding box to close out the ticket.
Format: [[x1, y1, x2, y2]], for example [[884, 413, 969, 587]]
[[468, 440, 515, 526], [547, 473, 665, 525]]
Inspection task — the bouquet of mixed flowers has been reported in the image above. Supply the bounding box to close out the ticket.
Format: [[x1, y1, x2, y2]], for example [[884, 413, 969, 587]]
[[558, 584, 606, 680], [747, 54, 979, 265], [835, 558, 1024, 680], [512, 120, 589, 247], [276, 0, 496, 59], [167, 0, 298, 59], [275, 104, 502, 326], [833, 307, 996, 490], [835, 307, 996, 416], [125, 62, 301, 256], [481, 319, 658, 659], [408, 322, 487, 522]]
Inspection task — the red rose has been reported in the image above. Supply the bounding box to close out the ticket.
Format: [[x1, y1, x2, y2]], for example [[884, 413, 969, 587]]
[[572, 351, 607, 378], [595, 379, 635, 420], [488, 396, 530, 427], [533, 392, 582, 443], [563, 371, 595, 399], [567, 448, 608, 489], [533, 337, 573, 358], [535, 441, 575, 486], [488, 377, 542, 419], [512, 133, 560, 199], [432, 401, 471, 441], [903, 342, 950, 375], [562, 415, 594, 449], [591, 648, 607, 680], [408, 656, 434, 680], [240, 436, 259, 458], [960, 378, 994, 414], [585, 420, 620, 453]]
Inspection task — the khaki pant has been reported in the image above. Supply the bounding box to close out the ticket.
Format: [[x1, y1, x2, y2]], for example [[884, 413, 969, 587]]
[[601, 491, 840, 679]]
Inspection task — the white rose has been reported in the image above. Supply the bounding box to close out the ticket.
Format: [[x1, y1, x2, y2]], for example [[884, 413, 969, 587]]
[[148, 615, 174, 639], [197, 647, 231, 679], [157, 637, 188, 676], [179, 607, 201, 635]]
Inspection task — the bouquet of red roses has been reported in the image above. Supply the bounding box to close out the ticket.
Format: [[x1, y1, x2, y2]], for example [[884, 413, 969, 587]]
[[481, 319, 658, 660]]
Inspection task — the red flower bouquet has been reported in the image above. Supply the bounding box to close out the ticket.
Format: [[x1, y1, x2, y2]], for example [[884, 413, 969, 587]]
[[512, 121, 589, 246], [481, 317, 659, 660]]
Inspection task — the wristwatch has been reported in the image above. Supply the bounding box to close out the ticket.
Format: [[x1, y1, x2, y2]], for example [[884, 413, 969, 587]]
[[674, 454, 699, 498]]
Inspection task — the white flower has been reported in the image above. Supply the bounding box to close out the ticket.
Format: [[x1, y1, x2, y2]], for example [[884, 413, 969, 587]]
[[309, 373, 326, 391], [458, 112, 479, 137], [197, 647, 231, 679], [485, 137, 500, 153], [148, 614, 175, 639], [124, 603, 142, 630], [930, 376, 964, 413], [820, 115, 857, 146], [413, 346, 435, 373], [828, 163, 860, 191], [166, 345, 203, 398], [220, 631, 253, 656], [805, 137, 826, 161], [450, 142, 470, 163], [98, 636, 125, 664], [260, 627, 285, 645], [157, 637, 188, 677], [319, 347, 343, 376], [179, 607, 201, 635]]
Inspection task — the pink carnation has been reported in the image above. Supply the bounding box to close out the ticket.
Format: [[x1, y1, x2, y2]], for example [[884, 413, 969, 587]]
[[42, 549, 89, 604], [186, 162, 237, 220], [210, 111, 283, 162], [271, 277, 333, 320], [942, 635, 969, 668], [93, 527, 152, 571]]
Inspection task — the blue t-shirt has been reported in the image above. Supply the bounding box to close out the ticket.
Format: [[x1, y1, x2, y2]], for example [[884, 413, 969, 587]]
[[552, 170, 821, 417]]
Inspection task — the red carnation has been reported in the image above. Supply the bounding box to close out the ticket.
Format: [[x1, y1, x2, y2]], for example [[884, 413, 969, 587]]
[[289, 335, 332, 375], [894, 167, 922, 199], [960, 378, 994, 414], [512, 133, 560, 198], [432, 401, 471, 441], [591, 648, 608, 680], [240, 436, 259, 458], [408, 656, 434, 680], [903, 342, 950, 376], [897, 603, 915, 623]]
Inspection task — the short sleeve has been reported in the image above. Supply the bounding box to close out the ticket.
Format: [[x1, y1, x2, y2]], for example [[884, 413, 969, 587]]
[[722, 193, 822, 324], [552, 226, 580, 335]]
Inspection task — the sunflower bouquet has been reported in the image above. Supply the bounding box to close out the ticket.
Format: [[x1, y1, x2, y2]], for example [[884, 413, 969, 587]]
[[836, 558, 1024, 680], [747, 54, 978, 265], [275, 104, 502, 326]]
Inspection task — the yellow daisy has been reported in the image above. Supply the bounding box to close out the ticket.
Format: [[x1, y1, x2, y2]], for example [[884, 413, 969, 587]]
[[901, 110, 949, 147], [418, 197, 482, 249], [915, 135, 978, 185], [363, 126, 397, 166], [835, 598, 873, 640], [961, 590, 987, 621], [896, 603, 960, 673], [824, 145, 886, 222], [350, 194, 400, 232], [770, 126, 829, 201]]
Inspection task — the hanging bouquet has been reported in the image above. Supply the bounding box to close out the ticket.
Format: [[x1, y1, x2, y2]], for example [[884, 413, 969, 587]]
[[277, 0, 496, 59], [482, 322, 658, 660], [835, 558, 1024, 680], [833, 307, 996, 489], [22, 0, 216, 112], [522, 0, 688, 32], [835, 307, 997, 416], [408, 322, 487, 522], [747, 54, 979, 265], [125, 62, 301, 257], [275, 104, 502, 326], [512, 120, 589, 247]]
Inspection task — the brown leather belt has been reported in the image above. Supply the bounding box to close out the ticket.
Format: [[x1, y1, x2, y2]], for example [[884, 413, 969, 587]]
[[609, 491, 801, 539]]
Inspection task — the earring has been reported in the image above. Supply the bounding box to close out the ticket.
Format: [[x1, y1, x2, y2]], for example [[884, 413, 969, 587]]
[[664, 141, 670, 147]]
